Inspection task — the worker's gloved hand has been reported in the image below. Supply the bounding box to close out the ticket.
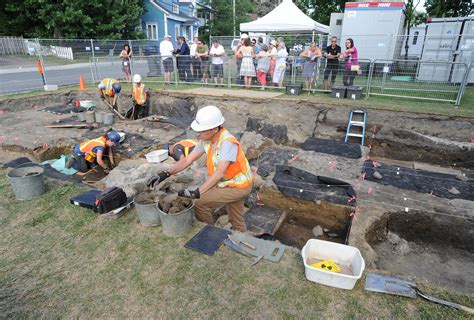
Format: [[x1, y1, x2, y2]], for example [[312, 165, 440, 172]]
[[146, 171, 170, 189], [178, 188, 200, 199]]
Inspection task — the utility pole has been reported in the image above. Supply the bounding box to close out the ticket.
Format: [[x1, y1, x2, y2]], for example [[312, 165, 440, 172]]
[[233, 0, 236, 37]]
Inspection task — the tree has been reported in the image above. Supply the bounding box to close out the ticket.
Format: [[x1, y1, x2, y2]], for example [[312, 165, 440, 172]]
[[425, 0, 472, 17], [1, 0, 146, 39], [296, 0, 347, 26], [210, 0, 254, 36]]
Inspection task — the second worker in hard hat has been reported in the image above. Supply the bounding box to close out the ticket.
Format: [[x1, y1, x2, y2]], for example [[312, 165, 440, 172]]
[[65, 131, 120, 173], [131, 74, 149, 119], [98, 78, 121, 111], [146, 106, 253, 232]]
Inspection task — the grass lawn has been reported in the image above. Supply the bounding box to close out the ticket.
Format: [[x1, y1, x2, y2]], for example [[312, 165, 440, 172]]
[[1, 173, 472, 318]]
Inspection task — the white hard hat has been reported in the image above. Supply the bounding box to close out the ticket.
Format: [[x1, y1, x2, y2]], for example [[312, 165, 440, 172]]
[[133, 74, 141, 83], [98, 83, 106, 89], [191, 105, 225, 132], [240, 33, 249, 39]]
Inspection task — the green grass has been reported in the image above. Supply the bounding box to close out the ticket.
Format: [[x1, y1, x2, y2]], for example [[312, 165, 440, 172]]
[[0, 173, 472, 318]]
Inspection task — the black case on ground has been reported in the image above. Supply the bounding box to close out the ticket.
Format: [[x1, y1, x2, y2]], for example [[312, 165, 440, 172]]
[[286, 84, 303, 95], [94, 187, 127, 213]]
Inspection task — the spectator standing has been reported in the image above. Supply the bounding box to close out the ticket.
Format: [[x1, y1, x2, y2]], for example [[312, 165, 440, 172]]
[[233, 34, 248, 85], [236, 38, 256, 89], [119, 44, 132, 82], [299, 42, 322, 90], [209, 39, 225, 86], [176, 37, 192, 82], [196, 40, 210, 83], [268, 40, 278, 81], [272, 42, 288, 88], [256, 44, 270, 90], [342, 38, 358, 87], [323, 36, 342, 91], [159, 35, 175, 84], [190, 37, 201, 81]]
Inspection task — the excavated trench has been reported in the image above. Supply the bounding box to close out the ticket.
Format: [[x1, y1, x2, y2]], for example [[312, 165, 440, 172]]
[[1, 90, 473, 293], [366, 211, 474, 294]]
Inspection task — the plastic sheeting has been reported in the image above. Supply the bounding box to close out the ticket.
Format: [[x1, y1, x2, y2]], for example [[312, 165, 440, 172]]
[[273, 165, 356, 206], [362, 160, 474, 201], [300, 138, 362, 159]]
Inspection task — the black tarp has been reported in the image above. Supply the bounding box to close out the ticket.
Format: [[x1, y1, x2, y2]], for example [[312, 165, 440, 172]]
[[300, 138, 362, 159], [3, 157, 80, 182], [83, 131, 154, 157], [39, 104, 76, 115], [246, 118, 288, 144], [250, 148, 297, 177], [362, 160, 474, 201], [273, 165, 356, 206]]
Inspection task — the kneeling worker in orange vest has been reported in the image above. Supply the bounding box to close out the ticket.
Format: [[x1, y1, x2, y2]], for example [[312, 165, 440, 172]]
[[131, 74, 150, 119], [66, 131, 120, 173], [98, 78, 121, 110], [164, 139, 198, 161], [147, 106, 253, 232]]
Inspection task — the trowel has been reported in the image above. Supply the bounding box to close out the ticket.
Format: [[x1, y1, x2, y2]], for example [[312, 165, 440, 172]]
[[365, 273, 474, 314]]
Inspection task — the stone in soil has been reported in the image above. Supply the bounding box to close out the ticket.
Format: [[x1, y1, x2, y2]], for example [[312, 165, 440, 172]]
[[455, 174, 469, 182], [387, 232, 401, 245], [373, 171, 383, 180], [312, 225, 324, 237], [448, 187, 461, 195], [158, 194, 192, 214]]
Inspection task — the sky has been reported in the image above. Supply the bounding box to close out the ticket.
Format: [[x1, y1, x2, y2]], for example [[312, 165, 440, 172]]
[[415, 0, 427, 13]]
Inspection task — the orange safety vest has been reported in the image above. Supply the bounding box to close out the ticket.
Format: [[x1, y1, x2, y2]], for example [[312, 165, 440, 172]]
[[176, 139, 197, 157], [132, 83, 147, 105], [79, 137, 106, 162], [203, 129, 253, 189], [100, 78, 119, 97]]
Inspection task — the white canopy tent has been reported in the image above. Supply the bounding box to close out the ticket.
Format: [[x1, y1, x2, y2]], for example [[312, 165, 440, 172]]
[[240, 0, 329, 33]]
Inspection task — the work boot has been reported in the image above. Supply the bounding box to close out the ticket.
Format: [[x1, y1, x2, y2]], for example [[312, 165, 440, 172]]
[[323, 80, 329, 91]]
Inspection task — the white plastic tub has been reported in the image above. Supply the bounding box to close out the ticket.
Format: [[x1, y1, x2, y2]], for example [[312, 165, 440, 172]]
[[145, 149, 168, 163], [301, 239, 365, 290]]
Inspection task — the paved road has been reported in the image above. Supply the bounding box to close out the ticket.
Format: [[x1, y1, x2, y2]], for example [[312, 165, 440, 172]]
[[0, 61, 151, 95]]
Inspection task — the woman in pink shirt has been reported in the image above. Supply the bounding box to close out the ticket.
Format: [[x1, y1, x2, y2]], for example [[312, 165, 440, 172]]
[[342, 38, 358, 86]]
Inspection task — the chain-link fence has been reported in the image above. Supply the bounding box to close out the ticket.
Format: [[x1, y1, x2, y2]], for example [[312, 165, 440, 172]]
[[0, 37, 472, 106]]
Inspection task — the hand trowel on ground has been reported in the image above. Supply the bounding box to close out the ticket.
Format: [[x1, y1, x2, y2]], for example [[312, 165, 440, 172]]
[[365, 273, 474, 314]]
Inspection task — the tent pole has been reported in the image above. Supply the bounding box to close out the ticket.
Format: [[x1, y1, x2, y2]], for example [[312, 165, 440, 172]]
[[312, 30, 315, 42]]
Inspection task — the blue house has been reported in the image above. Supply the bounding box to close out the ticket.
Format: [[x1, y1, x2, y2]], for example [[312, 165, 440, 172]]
[[141, 0, 211, 43]]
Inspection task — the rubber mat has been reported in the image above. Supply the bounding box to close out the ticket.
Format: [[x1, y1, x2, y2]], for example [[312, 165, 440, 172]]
[[39, 104, 75, 115], [184, 225, 231, 256], [301, 138, 362, 159], [273, 165, 356, 206], [2, 157, 32, 169], [229, 233, 285, 262], [250, 148, 297, 178], [245, 205, 283, 235], [363, 160, 473, 201], [3, 158, 80, 182]]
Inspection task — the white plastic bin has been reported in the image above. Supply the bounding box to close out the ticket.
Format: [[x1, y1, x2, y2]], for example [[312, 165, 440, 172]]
[[145, 150, 168, 163], [301, 239, 365, 290]]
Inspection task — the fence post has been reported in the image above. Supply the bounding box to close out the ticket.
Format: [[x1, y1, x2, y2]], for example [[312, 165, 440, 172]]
[[174, 56, 179, 86], [455, 62, 471, 107], [227, 57, 232, 88], [35, 38, 48, 88], [90, 39, 97, 83], [366, 60, 374, 99], [128, 39, 133, 75]]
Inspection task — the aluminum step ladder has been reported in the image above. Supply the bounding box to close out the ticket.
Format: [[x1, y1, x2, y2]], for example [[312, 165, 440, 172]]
[[344, 109, 366, 145]]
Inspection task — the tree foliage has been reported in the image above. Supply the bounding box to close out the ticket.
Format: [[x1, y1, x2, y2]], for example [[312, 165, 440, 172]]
[[296, 0, 347, 26], [425, 0, 472, 17], [210, 0, 254, 36], [0, 0, 146, 39]]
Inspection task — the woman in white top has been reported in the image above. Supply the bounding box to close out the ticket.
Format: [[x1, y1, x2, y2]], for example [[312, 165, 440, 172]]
[[236, 38, 256, 89], [272, 43, 288, 88], [268, 40, 278, 80]]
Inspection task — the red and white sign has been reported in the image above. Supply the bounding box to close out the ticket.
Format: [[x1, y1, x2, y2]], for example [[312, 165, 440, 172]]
[[345, 2, 405, 9]]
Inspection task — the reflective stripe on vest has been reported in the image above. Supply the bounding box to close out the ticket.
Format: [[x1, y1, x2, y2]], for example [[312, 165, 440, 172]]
[[132, 83, 147, 105], [203, 129, 253, 189], [100, 78, 118, 97], [176, 139, 197, 157], [79, 137, 106, 162]]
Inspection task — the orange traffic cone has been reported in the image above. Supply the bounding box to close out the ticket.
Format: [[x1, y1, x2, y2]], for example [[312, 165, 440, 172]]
[[79, 75, 86, 90]]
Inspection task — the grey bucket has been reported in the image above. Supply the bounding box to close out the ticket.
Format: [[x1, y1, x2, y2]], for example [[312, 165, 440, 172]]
[[95, 112, 103, 123], [156, 202, 194, 237], [7, 163, 46, 200], [103, 113, 114, 125], [85, 110, 95, 123], [135, 199, 161, 227]]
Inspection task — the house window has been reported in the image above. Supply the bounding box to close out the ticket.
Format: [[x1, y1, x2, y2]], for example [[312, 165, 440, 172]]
[[193, 9, 197, 17], [336, 19, 342, 26], [146, 23, 158, 40], [175, 25, 180, 37], [172, 3, 179, 13], [412, 31, 419, 45]]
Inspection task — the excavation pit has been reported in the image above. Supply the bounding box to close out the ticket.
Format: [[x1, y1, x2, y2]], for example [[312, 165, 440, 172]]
[[366, 210, 474, 294]]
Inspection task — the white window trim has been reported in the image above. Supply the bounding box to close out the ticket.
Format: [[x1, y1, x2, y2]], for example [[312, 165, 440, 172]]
[[146, 22, 159, 40], [172, 3, 179, 14]]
